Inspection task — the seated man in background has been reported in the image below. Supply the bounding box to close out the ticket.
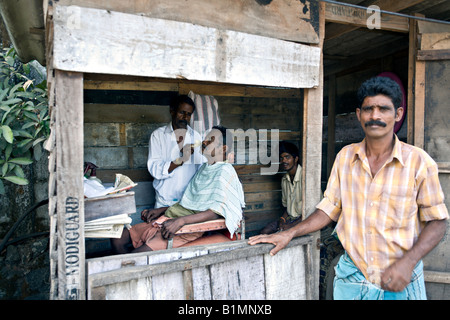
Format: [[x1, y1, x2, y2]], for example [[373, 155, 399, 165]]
[[111, 126, 245, 253], [260, 141, 303, 234]]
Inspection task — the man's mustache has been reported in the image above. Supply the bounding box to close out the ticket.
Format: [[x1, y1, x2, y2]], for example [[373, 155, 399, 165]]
[[178, 120, 188, 126], [365, 120, 386, 127]]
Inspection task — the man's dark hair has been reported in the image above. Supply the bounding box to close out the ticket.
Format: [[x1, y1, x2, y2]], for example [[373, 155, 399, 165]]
[[357, 76, 402, 110], [211, 125, 228, 147], [169, 95, 196, 112], [279, 141, 299, 160]]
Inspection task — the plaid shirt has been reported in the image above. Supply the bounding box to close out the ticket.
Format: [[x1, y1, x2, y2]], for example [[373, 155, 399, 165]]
[[317, 135, 449, 286]]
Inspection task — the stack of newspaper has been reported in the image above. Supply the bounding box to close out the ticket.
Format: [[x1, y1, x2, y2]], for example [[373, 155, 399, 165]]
[[85, 213, 132, 238], [84, 174, 137, 238]]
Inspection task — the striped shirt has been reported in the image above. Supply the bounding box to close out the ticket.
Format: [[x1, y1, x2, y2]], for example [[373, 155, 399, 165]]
[[317, 135, 449, 286]]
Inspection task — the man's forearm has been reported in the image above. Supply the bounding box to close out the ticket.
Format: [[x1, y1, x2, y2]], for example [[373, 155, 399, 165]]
[[248, 208, 333, 255], [284, 209, 333, 239], [381, 219, 447, 292], [180, 210, 221, 225], [402, 219, 447, 266], [168, 161, 182, 173]]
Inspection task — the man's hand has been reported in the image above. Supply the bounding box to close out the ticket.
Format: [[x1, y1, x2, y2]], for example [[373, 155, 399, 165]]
[[380, 219, 447, 292], [249, 209, 333, 256], [161, 217, 185, 239], [248, 232, 293, 256], [180, 144, 195, 163], [141, 207, 166, 223], [380, 257, 415, 292]]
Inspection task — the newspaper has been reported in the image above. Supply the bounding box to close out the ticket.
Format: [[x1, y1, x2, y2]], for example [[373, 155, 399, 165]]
[[84, 173, 137, 198], [84, 214, 132, 238], [84, 173, 137, 238]]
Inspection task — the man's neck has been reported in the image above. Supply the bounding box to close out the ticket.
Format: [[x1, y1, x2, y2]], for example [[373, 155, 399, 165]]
[[365, 135, 395, 158], [288, 165, 297, 182], [364, 135, 396, 178], [206, 156, 225, 165]]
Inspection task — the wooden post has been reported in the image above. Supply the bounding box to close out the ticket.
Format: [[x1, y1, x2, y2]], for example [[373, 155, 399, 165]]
[[414, 17, 426, 150], [53, 70, 85, 299], [301, 0, 325, 300], [327, 74, 336, 177], [408, 14, 426, 147]]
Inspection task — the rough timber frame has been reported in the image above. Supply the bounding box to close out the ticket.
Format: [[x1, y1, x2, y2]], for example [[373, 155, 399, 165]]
[[46, 0, 324, 300]]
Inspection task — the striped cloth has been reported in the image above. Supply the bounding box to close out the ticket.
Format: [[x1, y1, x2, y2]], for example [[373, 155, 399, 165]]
[[179, 162, 245, 236], [317, 135, 449, 286], [188, 91, 221, 137], [334, 252, 427, 300]]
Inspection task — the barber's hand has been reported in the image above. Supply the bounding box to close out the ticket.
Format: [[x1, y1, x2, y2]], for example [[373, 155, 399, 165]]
[[248, 232, 292, 256], [380, 257, 415, 292], [141, 208, 164, 223], [180, 144, 195, 162], [161, 217, 185, 239]]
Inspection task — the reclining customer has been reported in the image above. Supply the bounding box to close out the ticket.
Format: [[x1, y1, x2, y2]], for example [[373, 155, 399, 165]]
[[111, 125, 245, 254]]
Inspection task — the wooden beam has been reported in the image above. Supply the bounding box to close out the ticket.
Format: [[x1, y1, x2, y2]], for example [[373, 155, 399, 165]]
[[414, 61, 426, 149], [324, 1, 409, 33], [56, 0, 319, 44], [417, 49, 450, 60], [413, 14, 427, 149], [83, 77, 302, 99], [424, 270, 450, 284], [53, 5, 321, 88], [325, 0, 425, 40], [301, 0, 326, 301], [437, 162, 450, 174], [407, 16, 419, 144], [327, 75, 336, 177], [54, 70, 85, 299]]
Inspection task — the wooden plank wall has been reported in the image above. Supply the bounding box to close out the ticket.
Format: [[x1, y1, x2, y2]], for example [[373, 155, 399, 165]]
[[83, 74, 303, 240], [87, 236, 313, 300], [415, 21, 450, 300]]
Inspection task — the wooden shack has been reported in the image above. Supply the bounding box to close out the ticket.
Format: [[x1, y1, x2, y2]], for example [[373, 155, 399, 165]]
[[1, 0, 449, 300], [41, 0, 324, 300]]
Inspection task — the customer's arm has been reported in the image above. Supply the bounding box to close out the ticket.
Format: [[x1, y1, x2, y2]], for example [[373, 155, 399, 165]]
[[161, 210, 220, 239]]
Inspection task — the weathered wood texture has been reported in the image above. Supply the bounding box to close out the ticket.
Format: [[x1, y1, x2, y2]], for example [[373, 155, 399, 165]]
[[300, 1, 325, 301], [324, 1, 409, 33], [87, 236, 313, 300], [52, 5, 320, 88], [56, 0, 320, 44], [84, 192, 136, 222], [54, 70, 86, 299], [47, 0, 323, 300], [415, 23, 450, 300], [422, 60, 450, 300]]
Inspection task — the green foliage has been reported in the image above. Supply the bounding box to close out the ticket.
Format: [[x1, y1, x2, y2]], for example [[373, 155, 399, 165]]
[[0, 47, 49, 194]]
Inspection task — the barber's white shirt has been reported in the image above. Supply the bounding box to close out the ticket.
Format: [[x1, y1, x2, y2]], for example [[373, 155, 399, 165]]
[[147, 123, 205, 208]]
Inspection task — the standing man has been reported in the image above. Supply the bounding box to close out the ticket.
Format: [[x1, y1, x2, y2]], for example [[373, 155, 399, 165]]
[[260, 141, 302, 234], [249, 76, 448, 300], [144, 95, 205, 220]]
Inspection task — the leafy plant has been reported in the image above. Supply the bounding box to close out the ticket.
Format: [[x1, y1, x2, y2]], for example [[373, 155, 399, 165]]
[[0, 47, 49, 194]]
